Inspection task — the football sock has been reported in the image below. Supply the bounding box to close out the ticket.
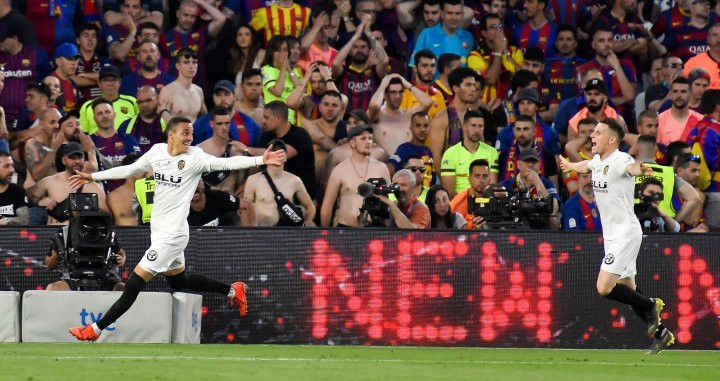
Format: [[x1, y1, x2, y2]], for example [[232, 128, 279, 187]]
[[96, 272, 147, 330], [605, 283, 655, 311], [633, 287, 667, 339], [165, 271, 231, 295]]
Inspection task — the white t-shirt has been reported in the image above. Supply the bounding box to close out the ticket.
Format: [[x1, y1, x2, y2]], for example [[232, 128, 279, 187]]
[[587, 150, 642, 240], [93, 144, 262, 236]]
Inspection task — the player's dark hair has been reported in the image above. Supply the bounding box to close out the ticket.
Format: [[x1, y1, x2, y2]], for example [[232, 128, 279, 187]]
[[265, 100, 289, 121], [591, 23, 614, 41], [414, 49, 436, 66], [76, 23, 100, 38], [263, 35, 287, 67], [666, 141, 690, 164], [474, 72, 485, 90], [514, 115, 535, 126], [671, 76, 690, 88], [448, 67, 476, 90], [387, 77, 404, 90], [0, 150, 10, 158], [602, 118, 625, 143], [167, 116, 193, 133], [510, 70, 538, 93], [437, 53, 461, 73], [442, 0, 463, 9], [322, 90, 343, 101], [637, 134, 657, 146], [463, 109, 485, 123], [578, 117, 598, 127], [91, 97, 113, 111], [481, 13, 502, 30], [210, 107, 231, 120], [700, 89, 720, 115], [137, 22, 160, 35], [638, 110, 658, 125], [523, 47, 544, 63], [469, 158, 489, 173], [411, 110, 430, 122], [241, 68, 262, 84], [556, 24, 577, 39], [638, 177, 663, 193]]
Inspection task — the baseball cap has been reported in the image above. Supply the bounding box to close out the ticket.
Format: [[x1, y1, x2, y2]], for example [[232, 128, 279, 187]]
[[63, 142, 84, 157], [58, 109, 81, 127], [518, 149, 540, 162], [55, 43, 81, 59], [27, 82, 52, 99], [584, 78, 607, 94], [515, 88, 540, 105], [347, 125, 373, 139], [99, 65, 121, 80], [345, 108, 371, 125], [213, 80, 235, 94]]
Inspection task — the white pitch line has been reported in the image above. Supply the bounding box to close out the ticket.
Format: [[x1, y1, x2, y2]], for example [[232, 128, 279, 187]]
[[0, 356, 717, 367]]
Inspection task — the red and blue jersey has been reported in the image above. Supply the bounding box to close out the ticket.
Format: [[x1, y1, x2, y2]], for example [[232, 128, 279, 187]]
[[596, 9, 643, 63], [651, 5, 690, 39], [25, 0, 79, 54], [160, 26, 210, 91], [337, 65, 381, 113], [76, 54, 105, 103], [0, 45, 51, 124], [52, 71, 79, 112], [547, 0, 588, 28], [563, 193, 602, 232], [119, 71, 175, 97], [118, 116, 165, 154], [545, 54, 586, 102], [514, 21, 557, 56], [578, 58, 637, 130], [686, 117, 720, 192], [662, 24, 710, 63]]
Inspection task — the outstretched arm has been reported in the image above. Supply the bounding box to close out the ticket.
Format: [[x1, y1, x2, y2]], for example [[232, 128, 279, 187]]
[[200, 146, 285, 172], [70, 155, 151, 187], [559, 156, 590, 174]]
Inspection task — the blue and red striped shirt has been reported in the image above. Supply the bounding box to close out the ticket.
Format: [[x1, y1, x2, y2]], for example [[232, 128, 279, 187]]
[[662, 24, 710, 63], [159, 26, 210, 91], [545, 55, 586, 102], [514, 21, 557, 56], [0, 45, 51, 124], [686, 117, 720, 192], [651, 5, 689, 39], [337, 65, 381, 112], [547, 0, 587, 28]]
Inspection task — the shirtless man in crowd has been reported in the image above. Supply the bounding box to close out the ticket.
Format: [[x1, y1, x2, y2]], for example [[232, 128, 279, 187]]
[[244, 139, 315, 227], [107, 153, 141, 226], [321, 125, 391, 227], [23, 108, 63, 183], [159, 49, 206, 121], [197, 107, 245, 195], [29, 142, 108, 225], [301, 91, 344, 181], [368, 73, 432, 155]]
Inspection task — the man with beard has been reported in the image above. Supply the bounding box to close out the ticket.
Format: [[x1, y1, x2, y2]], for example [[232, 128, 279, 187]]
[[645, 56, 684, 113], [298, 10, 338, 71], [119, 86, 166, 154], [376, 168, 431, 229], [28, 142, 109, 225], [301, 91, 345, 182], [410, 0, 474, 68], [321, 125, 391, 227], [332, 18, 389, 112], [401, 50, 446, 122], [450, 159, 492, 229], [287, 62, 347, 124], [235, 69, 264, 127], [673, 153, 709, 232], [441, 110, 499, 198], [368, 74, 432, 156], [596, 0, 648, 64], [389, 111, 434, 178], [192, 80, 260, 148], [498, 115, 559, 187], [578, 25, 637, 132], [429, 67, 478, 173], [56, 110, 99, 173], [563, 172, 602, 232], [658, 78, 704, 145], [197, 107, 246, 195], [0, 150, 29, 225], [158, 49, 207, 122], [119, 41, 175, 97], [23, 108, 63, 183], [496, 87, 562, 157], [684, 24, 720, 89], [397, 0, 442, 32], [662, 0, 713, 64], [244, 139, 315, 227], [568, 79, 624, 140], [515, 0, 557, 56], [563, 118, 600, 195]]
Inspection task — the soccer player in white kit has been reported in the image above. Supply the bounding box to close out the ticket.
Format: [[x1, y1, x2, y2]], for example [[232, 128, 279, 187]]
[[67, 116, 286, 342], [560, 119, 675, 354]]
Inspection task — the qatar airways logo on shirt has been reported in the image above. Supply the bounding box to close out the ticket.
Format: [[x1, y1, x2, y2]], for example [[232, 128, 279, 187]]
[[348, 79, 372, 93], [154, 172, 182, 187], [689, 45, 710, 55], [3, 69, 33, 78]]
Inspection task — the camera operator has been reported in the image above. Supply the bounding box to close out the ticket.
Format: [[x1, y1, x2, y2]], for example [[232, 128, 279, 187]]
[[45, 227, 126, 291], [450, 159, 493, 229], [376, 169, 430, 229], [636, 178, 681, 233], [498, 149, 560, 230]]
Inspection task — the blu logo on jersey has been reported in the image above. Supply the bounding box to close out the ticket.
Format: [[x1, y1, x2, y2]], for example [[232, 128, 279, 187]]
[[155, 173, 182, 184]]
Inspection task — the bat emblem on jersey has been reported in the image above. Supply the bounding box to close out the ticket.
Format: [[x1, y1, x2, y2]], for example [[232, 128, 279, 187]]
[[178, 160, 185, 170], [603, 253, 615, 265], [603, 166, 609, 175]]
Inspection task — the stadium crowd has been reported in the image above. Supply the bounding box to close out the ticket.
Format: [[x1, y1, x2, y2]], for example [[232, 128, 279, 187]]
[[0, 0, 718, 232]]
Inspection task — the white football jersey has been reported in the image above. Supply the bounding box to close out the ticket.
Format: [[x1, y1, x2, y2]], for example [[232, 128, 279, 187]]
[[93, 144, 260, 236], [587, 150, 642, 240]]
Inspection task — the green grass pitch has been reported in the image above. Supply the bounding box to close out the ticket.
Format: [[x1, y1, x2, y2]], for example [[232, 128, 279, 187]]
[[0, 343, 717, 381]]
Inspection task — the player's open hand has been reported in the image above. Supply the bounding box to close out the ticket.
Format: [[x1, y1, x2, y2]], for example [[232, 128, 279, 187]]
[[558, 156, 571, 172], [262, 146, 286, 166], [68, 170, 93, 188], [640, 163, 654, 176]]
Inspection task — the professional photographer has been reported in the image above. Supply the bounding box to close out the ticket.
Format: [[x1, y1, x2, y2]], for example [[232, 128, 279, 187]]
[[450, 159, 493, 229], [44, 193, 126, 291], [376, 169, 430, 229], [498, 149, 560, 230], [636, 178, 680, 233]]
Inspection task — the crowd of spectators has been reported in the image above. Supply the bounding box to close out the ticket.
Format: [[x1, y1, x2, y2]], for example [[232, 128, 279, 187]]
[[0, 0, 718, 233]]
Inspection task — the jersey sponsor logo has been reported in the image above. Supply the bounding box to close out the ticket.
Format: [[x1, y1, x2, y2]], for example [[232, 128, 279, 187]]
[[3, 69, 33, 78], [347, 79, 372, 93], [21, 59, 30, 66], [592, 180, 608, 191], [568, 218, 577, 228], [154, 172, 183, 185], [178, 160, 186, 170], [603, 253, 615, 265], [146, 250, 158, 261], [689, 45, 709, 54], [120, 106, 129, 114]]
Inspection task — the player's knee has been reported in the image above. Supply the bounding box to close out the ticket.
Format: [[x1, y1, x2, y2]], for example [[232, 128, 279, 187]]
[[165, 271, 188, 291], [596, 281, 613, 297]]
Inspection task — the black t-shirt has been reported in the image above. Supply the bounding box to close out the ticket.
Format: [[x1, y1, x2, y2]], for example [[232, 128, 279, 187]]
[[187, 189, 239, 226], [260, 125, 318, 199], [0, 184, 30, 217]]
